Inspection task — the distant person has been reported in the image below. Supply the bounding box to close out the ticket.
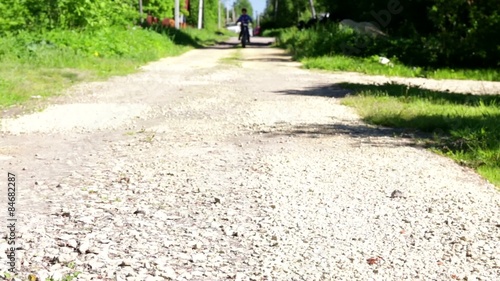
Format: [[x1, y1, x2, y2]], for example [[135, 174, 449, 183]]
[[236, 8, 253, 42]]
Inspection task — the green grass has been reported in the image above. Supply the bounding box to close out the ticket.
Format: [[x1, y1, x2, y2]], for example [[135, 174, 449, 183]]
[[340, 82, 500, 187], [262, 28, 287, 38], [0, 26, 229, 109], [302, 56, 500, 81], [272, 26, 500, 82], [219, 50, 242, 66]]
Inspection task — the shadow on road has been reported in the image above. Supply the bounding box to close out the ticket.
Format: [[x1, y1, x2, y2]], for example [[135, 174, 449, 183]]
[[275, 84, 353, 98], [243, 57, 292, 62], [267, 82, 446, 146], [257, 122, 426, 148], [272, 81, 500, 153], [204, 38, 275, 49]]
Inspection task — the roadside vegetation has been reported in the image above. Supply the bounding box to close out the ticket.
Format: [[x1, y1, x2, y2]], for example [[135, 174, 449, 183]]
[[219, 50, 243, 67], [260, 0, 500, 81], [268, 26, 500, 82], [0, 0, 230, 109], [340, 83, 500, 187], [0, 27, 229, 108], [259, 1, 500, 186], [301, 55, 500, 82]]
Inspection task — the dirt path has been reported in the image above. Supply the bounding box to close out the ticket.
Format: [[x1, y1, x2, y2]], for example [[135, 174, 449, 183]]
[[1, 37, 499, 281]]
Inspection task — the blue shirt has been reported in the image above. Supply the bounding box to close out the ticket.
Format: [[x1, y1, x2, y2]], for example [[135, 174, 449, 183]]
[[237, 14, 253, 24]]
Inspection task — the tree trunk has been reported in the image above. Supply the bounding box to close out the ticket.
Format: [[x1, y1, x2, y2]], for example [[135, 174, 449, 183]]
[[274, 0, 278, 21], [308, 0, 316, 19]]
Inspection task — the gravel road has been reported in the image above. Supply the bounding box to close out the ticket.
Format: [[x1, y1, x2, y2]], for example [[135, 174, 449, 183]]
[[1, 37, 499, 281]]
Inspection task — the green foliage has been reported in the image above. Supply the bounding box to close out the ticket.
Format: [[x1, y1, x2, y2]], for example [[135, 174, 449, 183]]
[[0, 0, 222, 33], [341, 82, 500, 187], [0, 0, 30, 32], [273, 21, 500, 72], [233, 0, 254, 18], [261, 0, 308, 30], [263, 0, 500, 69], [0, 0, 139, 32], [0, 26, 227, 107], [143, 0, 174, 19], [275, 24, 372, 59], [262, 28, 287, 37], [204, 0, 220, 30], [186, 0, 219, 30], [301, 56, 500, 81]]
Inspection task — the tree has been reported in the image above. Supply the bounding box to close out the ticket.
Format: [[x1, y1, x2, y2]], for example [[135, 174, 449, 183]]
[[186, 0, 219, 29], [233, 0, 253, 20], [259, 0, 500, 68]]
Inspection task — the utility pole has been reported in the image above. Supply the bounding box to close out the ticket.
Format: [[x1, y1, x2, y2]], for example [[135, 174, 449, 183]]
[[274, 0, 278, 21], [139, 0, 143, 23], [197, 0, 203, 29], [309, 0, 316, 19], [218, 0, 221, 29], [175, 0, 180, 29], [226, 4, 229, 23]]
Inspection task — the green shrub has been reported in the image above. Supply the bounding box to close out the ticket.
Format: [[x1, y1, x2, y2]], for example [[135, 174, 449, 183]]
[[274, 22, 500, 70], [0, 26, 225, 107]]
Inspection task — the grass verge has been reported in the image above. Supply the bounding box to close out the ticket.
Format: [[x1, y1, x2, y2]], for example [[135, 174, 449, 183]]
[[272, 27, 500, 82], [302, 56, 500, 81], [219, 50, 242, 67], [0, 26, 229, 109], [339, 82, 500, 187]]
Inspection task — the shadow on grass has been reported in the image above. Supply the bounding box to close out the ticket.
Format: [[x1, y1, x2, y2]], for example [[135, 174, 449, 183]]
[[146, 26, 202, 47], [276, 81, 500, 134], [339, 82, 500, 107], [145, 26, 230, 48], [274, 81, 500, 175], [202, 41, 274, 49], [146, 26, 274, 50], [267, 82, 429, 146]]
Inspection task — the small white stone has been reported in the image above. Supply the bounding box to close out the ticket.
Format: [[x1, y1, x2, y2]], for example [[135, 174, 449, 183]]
[[191, 253, 207, 263]]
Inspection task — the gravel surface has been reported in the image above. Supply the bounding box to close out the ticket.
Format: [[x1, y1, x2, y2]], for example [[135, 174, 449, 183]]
[[1, 37, 499, 281]]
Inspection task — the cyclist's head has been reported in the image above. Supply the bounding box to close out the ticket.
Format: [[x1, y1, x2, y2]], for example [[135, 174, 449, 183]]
[[241, 8, 247, 14]]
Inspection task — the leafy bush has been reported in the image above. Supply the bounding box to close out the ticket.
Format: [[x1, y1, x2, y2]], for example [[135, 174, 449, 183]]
[[0, 26, 179, 66], [0, 0, 139, 32], [0, 0, 221, 33], [264, 0, 500, 69], [0, 26, 226, 107], [275, 21, 500, 70], [341, 82, 500, 186]]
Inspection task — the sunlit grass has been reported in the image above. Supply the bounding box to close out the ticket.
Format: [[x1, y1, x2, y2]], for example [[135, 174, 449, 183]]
[[340, 82, 500, 187], [302, 56, 500, 81], [0, 27, 228, 108]]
